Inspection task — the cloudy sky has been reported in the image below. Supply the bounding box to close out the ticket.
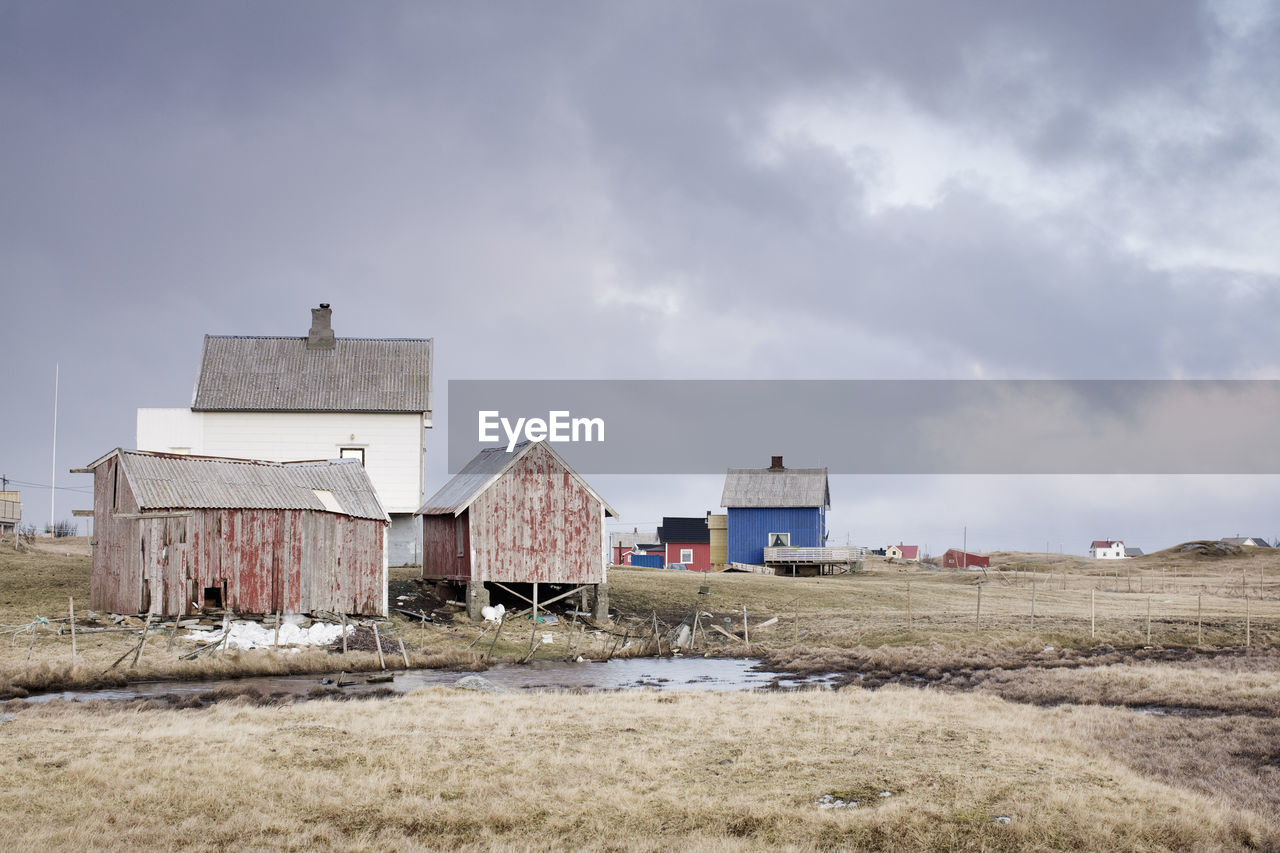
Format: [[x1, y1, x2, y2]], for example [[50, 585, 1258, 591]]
[[3, 1, 1279, 553]]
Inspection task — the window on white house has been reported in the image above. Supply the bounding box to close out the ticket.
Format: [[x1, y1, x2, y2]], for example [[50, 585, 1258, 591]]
[[340, 447, 365, 465], [680, 548, 693, 563]]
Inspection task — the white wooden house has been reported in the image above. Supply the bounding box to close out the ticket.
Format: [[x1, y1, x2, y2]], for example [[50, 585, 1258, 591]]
[[137, 304, 432, 566], [1090, 539, 1128, 559]]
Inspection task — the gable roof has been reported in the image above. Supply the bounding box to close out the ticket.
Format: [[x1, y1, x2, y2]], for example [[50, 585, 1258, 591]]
[[657, 516, 710, 544], [85, 449, 388, 521], [1221, 537, 1270, 547], [418, 441, 618, 519], [192, 335, 432, 413], [891, 544, 919, 559], [1091, 540, 1122, 549], [610, 530, 657, 550], [720, 465, 830, 509]]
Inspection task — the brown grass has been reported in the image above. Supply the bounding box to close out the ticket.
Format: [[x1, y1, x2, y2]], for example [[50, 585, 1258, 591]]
[[1, 686, 1274, 851]]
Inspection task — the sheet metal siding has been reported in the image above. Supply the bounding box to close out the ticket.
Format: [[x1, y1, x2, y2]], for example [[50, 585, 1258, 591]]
[[119, 452, 386, 520], [630, 553, 664, 568], [726, 507, 824, 565], [194, 336, 432, 413], [469, 443, 603, 585], [421, 511, 471, 581]]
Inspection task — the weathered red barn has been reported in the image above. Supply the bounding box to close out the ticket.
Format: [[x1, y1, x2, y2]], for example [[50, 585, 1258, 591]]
[[419, 440, 616, 620], [943, 548, 990, 569], [76, 449, 389, 617]]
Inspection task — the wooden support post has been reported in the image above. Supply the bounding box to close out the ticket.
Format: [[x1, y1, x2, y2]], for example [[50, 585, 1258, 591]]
[[975, 585, 981, 629], [341, 613, 348, 655], [1146, 596, 1151, 645], [742, 605, 749, 645], [532, 582, 539, 625], [486, 613, 506, 660], [131, 612, 154, 668], [1197, 594, 1202, 646], [1090, 589, 1095, 639], [907, 582, 912, 629], [273, 609, 281, 648], [373, 623, 386, 670], [398, 637, 410, 668], [69, 597, 77, 666], [1245, 597, 1251, 648]]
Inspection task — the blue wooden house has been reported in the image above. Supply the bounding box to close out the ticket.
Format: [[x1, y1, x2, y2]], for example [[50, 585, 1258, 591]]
[[720, 456, 830, 566]]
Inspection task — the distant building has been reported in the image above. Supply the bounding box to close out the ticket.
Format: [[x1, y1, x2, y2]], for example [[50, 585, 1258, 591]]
[[610, 528, 659, 565], [419, 440, 615, 620], [942, 548, 989, 569], [77, 449, 388, 617], [707, 513, 727, 567], [886, 543, 920, 561], [137, 304, 433, 567], [657, 516, 711, 571], [1090, 539, 1128, 559], [720, 456, 829, 566], [0, 490, 20, 535], [1220, 537, 1270, 548]]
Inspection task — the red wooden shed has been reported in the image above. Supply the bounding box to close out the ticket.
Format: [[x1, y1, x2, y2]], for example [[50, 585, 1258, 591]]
[[943, 548, 990, 569], [419, 440, 616, 620], [76, 449, 389, 617]]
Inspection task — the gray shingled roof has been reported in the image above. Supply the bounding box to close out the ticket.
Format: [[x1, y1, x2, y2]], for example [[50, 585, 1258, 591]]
[[720, 466, 830, 508], [192, 336, 432, 413], [96, 450, 388, 521], [419, 441, 617, 518]]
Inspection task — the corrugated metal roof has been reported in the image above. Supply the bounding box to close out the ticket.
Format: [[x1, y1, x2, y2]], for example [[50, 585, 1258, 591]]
[[192, 336, 432, 413], [103, 450, 388, 521], [720, 467, 830, 508], [419, 441, 617, 518]]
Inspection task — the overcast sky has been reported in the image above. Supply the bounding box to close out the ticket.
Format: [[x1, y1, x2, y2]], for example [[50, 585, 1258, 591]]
[[3, 2, 1279, 553]]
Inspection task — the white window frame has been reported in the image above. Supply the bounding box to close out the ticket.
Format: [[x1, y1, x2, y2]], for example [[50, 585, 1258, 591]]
[[339, 447, 366, 465], [680, 548, 694, 563], [768, 532, 791, 547]]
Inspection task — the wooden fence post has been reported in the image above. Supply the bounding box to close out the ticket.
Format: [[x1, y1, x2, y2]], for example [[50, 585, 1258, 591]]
[[373, 623, 386, 670], [907, 582, 912, 629], [69, 597, 77, 666], [1145, 597, 1151, 645], [1187, 591, 1198, 645], [742, 605, 749, 645], [975, 585, 982, 629], [341, 613, 348, 655], [1090, 589, 1095, 639], [1245, 597, 1251, 648], [1030, 577, 1036, 630]]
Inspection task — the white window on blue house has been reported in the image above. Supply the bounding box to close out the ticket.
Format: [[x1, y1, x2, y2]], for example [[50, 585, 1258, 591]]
[[769, 532, 790, 547]]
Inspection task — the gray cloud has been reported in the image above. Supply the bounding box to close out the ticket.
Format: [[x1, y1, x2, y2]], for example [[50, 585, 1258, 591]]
[[2, 1, 1277, 549]]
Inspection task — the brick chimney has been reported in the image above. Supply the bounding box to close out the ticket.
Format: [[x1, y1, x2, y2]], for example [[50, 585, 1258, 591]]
[[307, 303, 335, 350], [770, 455, 784, 471]]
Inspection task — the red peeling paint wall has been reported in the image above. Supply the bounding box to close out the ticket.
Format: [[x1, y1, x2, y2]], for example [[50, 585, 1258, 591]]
[[423, 442, 605, 585], [89, 462, 386, 616]]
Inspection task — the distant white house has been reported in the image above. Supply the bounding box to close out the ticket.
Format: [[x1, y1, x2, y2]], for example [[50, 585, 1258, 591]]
[[136, 304, 432, 566], [1090, 539, 1129, 559], [1220, 536, 1271, 548]]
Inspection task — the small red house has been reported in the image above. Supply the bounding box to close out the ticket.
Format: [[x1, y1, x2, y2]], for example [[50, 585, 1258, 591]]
[[943, 548, 990, 569], [886, 543, 919, 560], [657, 516, 711, 571], [419, 440, 616, 620]]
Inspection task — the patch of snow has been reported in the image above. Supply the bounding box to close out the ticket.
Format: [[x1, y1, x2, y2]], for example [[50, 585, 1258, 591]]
[[193, 620, 352, 650]]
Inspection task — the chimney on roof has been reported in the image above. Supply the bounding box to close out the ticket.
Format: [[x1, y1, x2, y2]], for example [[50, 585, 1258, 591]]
[[308, 303, 335, 350], [769, 455, 784, 471]]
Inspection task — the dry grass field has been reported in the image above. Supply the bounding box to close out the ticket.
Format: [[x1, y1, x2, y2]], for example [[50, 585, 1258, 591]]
[[3, 536, 1278, 849], [2, 685, 1276, 851]]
